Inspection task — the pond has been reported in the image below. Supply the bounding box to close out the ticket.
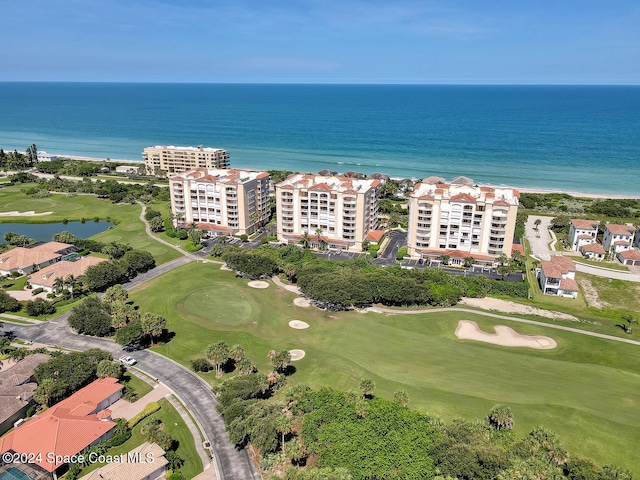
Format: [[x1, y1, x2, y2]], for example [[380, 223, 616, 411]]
[[0, 221, 113, 243]]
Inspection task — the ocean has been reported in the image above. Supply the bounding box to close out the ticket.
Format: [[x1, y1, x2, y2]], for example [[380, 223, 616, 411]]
[[1, 83, 639, 196]]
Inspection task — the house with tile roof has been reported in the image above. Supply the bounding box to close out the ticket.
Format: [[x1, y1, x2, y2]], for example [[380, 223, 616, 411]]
[[275, 174, 381, 252], [538, 255, 579, 298], [169, 168, 270, 236], [579, 242, 606, 260], [83, 442, 168, 480], [0, 242, 76, 276], [568, 219, 599, 251], [603, 224, 635, 254], [617, 249, 640, 266], [28, 256, 106, 293], [0, 354, 50, 435], [0, 377, 123, 475]]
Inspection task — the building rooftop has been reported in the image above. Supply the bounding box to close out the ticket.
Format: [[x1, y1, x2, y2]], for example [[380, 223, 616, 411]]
[[170, 168, 268, 185], [276, 174, 380, 193], [606, 223, 635, 236], [411, 182, 519, 206], [571, 219, 599, 230], [145, 145, 227, 153], [84, 442, 168, 480], [29, 256, 106, 288], [580, 243, 606, 254], [540, 255, 576, 279], [365, 230, 386, 243], [0, 242, 75, 272], [559, 278, 580, 292], [618, 249, 640, 260], [0, 377, 123, 472], [0, 354, 50, 425]]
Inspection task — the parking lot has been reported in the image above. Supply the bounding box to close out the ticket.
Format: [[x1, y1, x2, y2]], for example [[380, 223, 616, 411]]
[[400, 259, 524, 282]]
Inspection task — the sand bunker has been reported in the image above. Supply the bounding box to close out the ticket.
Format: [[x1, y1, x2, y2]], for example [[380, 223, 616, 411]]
[[289, 349, 306, 361], [289, 320, 310, 329], [455, 320, 557, 349], [220, 264, 232, 271], [247, 280, 269, 289], [293, 297, 311, 308], [0, 210, 52, 216]]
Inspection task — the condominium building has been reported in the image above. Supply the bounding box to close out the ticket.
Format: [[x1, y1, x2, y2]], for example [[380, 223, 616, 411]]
[[275, 174, 381, 251], [169, 168, 270, 236], [406, 179, 519, 265], [143, 145, 230, 175]]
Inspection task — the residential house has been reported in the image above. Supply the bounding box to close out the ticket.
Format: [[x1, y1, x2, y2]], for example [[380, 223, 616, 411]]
[[0, 242, 76, 276], [170, 168, 270, 236], [115, 165, 141, 175], [275, 174, 381, 252], [617, 249, 640, 266], [84, 442, 168, 480], [0, 377, 123, 476], [28, 256, 106, 293], [579, 243, 606, 260], [406, 178, 520, 266], [538, 255, 579, 298], [568, 219, 599, 251], [602, 224, 635, 254], [0, 354, 50, 435]]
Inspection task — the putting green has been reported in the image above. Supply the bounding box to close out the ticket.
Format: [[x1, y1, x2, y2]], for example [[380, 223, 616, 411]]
[[179, 285, 254, 327]]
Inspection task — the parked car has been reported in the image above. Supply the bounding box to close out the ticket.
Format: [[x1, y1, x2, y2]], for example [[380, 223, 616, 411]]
[[119, 355, 137, 366]]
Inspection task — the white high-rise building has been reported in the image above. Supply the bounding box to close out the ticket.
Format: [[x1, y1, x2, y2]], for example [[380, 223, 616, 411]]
[[144, 145, 230, 175]]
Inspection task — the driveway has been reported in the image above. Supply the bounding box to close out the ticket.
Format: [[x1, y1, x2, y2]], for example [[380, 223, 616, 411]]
[[374, 229, 407, 266], [525, 215, 553, 259]]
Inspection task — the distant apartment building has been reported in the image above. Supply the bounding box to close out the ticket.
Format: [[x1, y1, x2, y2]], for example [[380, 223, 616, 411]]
[[143, 145, 230, 175], [538, 255, 579, 298], [602, 223, 635, 254], [568, 219, 599, 251], [169, 168, 270, 236], [406, 179, 519, 266], [275, 174, 381, 251]]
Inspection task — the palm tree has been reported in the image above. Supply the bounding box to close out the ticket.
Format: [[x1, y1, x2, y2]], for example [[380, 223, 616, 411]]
[[52, 276, 64, 295], [65, 274, 79, 298], [33, 378, 56, 407], [236, 358, 256, 375], [463, 256, 475, 268], [275, 414, 292, 454], [229, 344, 245, 363], [300, 231, 311, 249], [314, 228, 323, 249], [359, 378, 375, 399], [142, 313, 166, 345], [488, 404, 514, 430], [534, 218, 542, 230], [393, 390, 410, 408], [354, 399, 369, 419], [206, 341, 230, 378], [439, 254, 450, 266]]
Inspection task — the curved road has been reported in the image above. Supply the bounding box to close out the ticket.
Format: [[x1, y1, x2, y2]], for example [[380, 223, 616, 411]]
[[2, 317, 259, 480]]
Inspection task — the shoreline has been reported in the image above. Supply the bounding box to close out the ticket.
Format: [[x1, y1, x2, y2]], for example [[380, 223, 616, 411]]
[[10, 151, 640, 200]]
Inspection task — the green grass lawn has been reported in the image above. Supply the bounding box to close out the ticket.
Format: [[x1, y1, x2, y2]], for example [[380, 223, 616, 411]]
[[79, 398, 202, 479], [130, 262, 640, 474], [121, 371, 153, 398], [572, 256, 629, 271], [0, 184, 181, 265]]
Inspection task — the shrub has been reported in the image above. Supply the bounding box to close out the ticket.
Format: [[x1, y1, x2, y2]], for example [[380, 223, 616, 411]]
[[31, 287, 45, 295], [0, 289, 21, 313], [128, 401, 161, 428], [191, 358, 213, 372], [176, 230, 188, 240], [184, 243, 203, 252], [25, 298, 56, 316]]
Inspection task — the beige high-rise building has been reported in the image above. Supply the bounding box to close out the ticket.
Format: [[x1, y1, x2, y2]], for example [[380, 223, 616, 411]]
[[143, 145, 230, 175], [406, 179, 519, 265], [276, 174, 381, 251], [169, 168, 270, 236]]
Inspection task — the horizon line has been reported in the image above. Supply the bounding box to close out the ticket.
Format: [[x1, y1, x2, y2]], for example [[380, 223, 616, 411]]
[[1, 80, 639, 87]]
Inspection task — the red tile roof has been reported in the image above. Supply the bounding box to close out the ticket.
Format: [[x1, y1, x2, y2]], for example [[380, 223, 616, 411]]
[[512, 244, 524, 256], [615, 241, 631, 246], [365, 230, 386, 242], [618, 249, 640, 260], [540, 256, 576, 279], [450, 193, 476, 203], [571, 219, 599, 230], [606, 223, 635, 236], [0, 378, 123, 472], [493, 199, 512, 207], [559, 278, 580, 292], [580, 243, 606, 254], [577, 234, 594, 239]]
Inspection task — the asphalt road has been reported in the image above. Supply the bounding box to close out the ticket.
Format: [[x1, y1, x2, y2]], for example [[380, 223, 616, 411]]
[[525, 215, 553, 259], [374, 229, 407, 266]]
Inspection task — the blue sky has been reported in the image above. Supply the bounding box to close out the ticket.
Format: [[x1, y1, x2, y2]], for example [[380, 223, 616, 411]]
[[2, 0, 639, 83]]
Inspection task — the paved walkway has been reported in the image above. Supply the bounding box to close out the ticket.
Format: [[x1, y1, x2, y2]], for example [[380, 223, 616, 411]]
[[0, 313, 41, 324], [109, 382, 171, 420], [524, 215, 553, 259]]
